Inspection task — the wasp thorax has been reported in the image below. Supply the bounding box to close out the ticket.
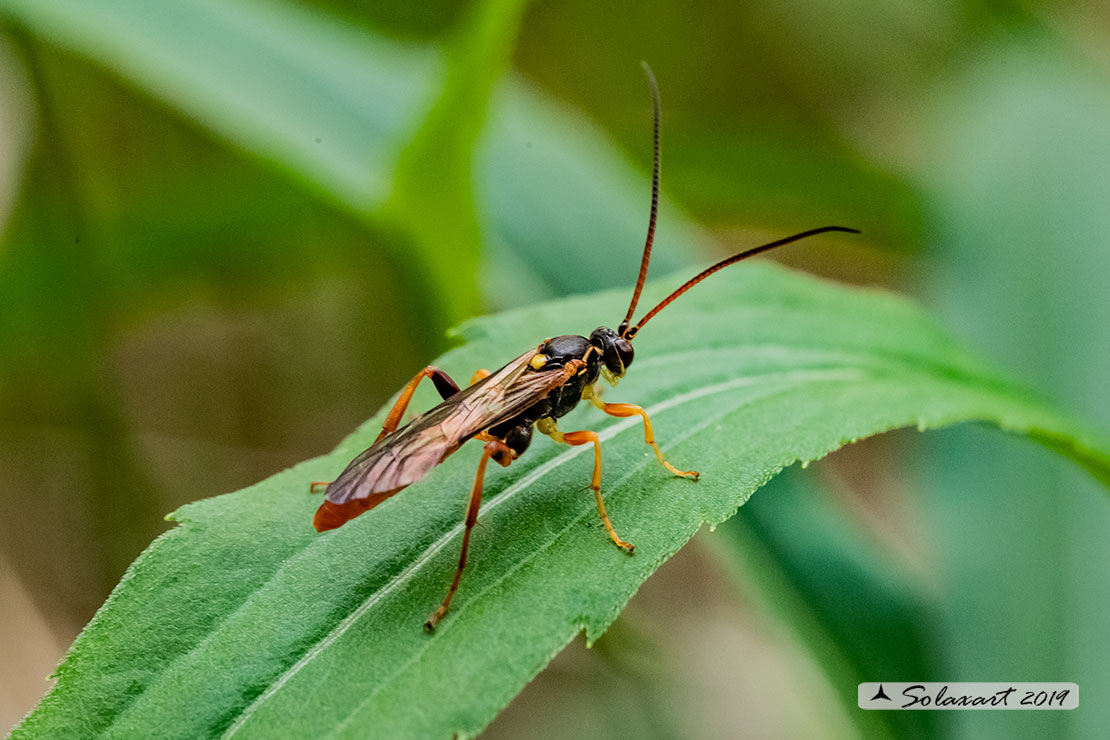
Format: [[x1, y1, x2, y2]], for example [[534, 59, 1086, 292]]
[[589, 326, 634, 377], [539, 335, 592, 367]]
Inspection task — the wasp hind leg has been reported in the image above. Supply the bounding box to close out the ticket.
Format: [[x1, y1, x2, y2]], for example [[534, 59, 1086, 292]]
[[538, 419, 635, 554], [377, 366, 463, 443], [310, 366, 470, 496], [587, 394, 699, 481], [308, 366, 462, 495], [425, 438, 513, 633]]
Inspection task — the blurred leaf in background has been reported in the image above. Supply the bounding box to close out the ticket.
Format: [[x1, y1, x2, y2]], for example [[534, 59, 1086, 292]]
[[1, 0, 1109, 737], [914, 33, 1110, 740]]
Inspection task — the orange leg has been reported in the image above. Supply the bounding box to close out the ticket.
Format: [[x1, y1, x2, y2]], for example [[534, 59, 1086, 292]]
[[469, 368, 490, 385], [377, 366, 460, 443], [589, 396, 698, 480], [538, 419, 634, 554], [310, 366, 465, 495], [425, 438, 513, 632]]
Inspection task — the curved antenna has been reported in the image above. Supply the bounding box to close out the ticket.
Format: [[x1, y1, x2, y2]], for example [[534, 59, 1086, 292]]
[[624, 226, 861, 339], [617, 61, 662, 337]]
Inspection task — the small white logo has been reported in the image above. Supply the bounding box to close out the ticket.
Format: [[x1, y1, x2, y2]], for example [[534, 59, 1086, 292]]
[[858, 683, 1077, 710]]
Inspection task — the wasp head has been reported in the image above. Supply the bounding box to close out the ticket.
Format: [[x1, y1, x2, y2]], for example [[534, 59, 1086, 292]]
[[589, 326, 634, 379]]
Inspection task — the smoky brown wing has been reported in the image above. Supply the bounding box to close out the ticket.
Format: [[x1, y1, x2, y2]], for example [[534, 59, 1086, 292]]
[[323, 350, 576, 505]]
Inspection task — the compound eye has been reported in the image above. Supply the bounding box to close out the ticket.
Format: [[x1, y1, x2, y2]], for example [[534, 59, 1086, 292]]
[[615, 338, 634, 371]]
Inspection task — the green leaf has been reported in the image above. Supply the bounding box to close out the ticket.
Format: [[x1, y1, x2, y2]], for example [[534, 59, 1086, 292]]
[[11, 261, 1109, 739], [0, 0, 700, 322], [0, 0, 443, 209], [914, 37, 1110, 740], [381, 0, 530, 321]]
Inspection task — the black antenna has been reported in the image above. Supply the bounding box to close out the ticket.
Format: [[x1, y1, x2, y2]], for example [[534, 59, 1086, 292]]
[[618, 61, 662, 337], [625, 226, 861, 339]]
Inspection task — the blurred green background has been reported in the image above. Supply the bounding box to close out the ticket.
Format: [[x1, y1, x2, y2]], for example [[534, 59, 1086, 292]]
[[2, 0, 1108, 738]]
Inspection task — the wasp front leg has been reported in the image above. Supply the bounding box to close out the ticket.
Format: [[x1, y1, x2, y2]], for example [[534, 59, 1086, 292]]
[[538, 418, 634, 554], [583, 386, 698, 480]]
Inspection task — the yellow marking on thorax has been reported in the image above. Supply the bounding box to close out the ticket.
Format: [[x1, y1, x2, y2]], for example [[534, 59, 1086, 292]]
[[529, 353, 547, 370]]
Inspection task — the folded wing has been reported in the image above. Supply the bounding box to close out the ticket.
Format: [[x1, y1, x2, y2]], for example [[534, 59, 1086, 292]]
[[322, 349, 577, 508]]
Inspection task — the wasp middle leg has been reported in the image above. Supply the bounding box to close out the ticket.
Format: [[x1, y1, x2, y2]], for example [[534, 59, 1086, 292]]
[[538, 418, 635, 554]]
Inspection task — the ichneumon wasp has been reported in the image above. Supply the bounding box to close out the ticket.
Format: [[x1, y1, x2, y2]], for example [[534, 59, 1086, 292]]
[[311, 63, 858, 631]]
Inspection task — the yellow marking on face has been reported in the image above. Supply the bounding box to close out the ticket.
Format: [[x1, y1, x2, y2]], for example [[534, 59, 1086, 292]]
[[529, 353, 547, 370], [600, 367, 621, 387]]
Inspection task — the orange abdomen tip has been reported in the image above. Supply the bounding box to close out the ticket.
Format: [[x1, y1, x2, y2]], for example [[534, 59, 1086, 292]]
[[313, 488, 403, 532]]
